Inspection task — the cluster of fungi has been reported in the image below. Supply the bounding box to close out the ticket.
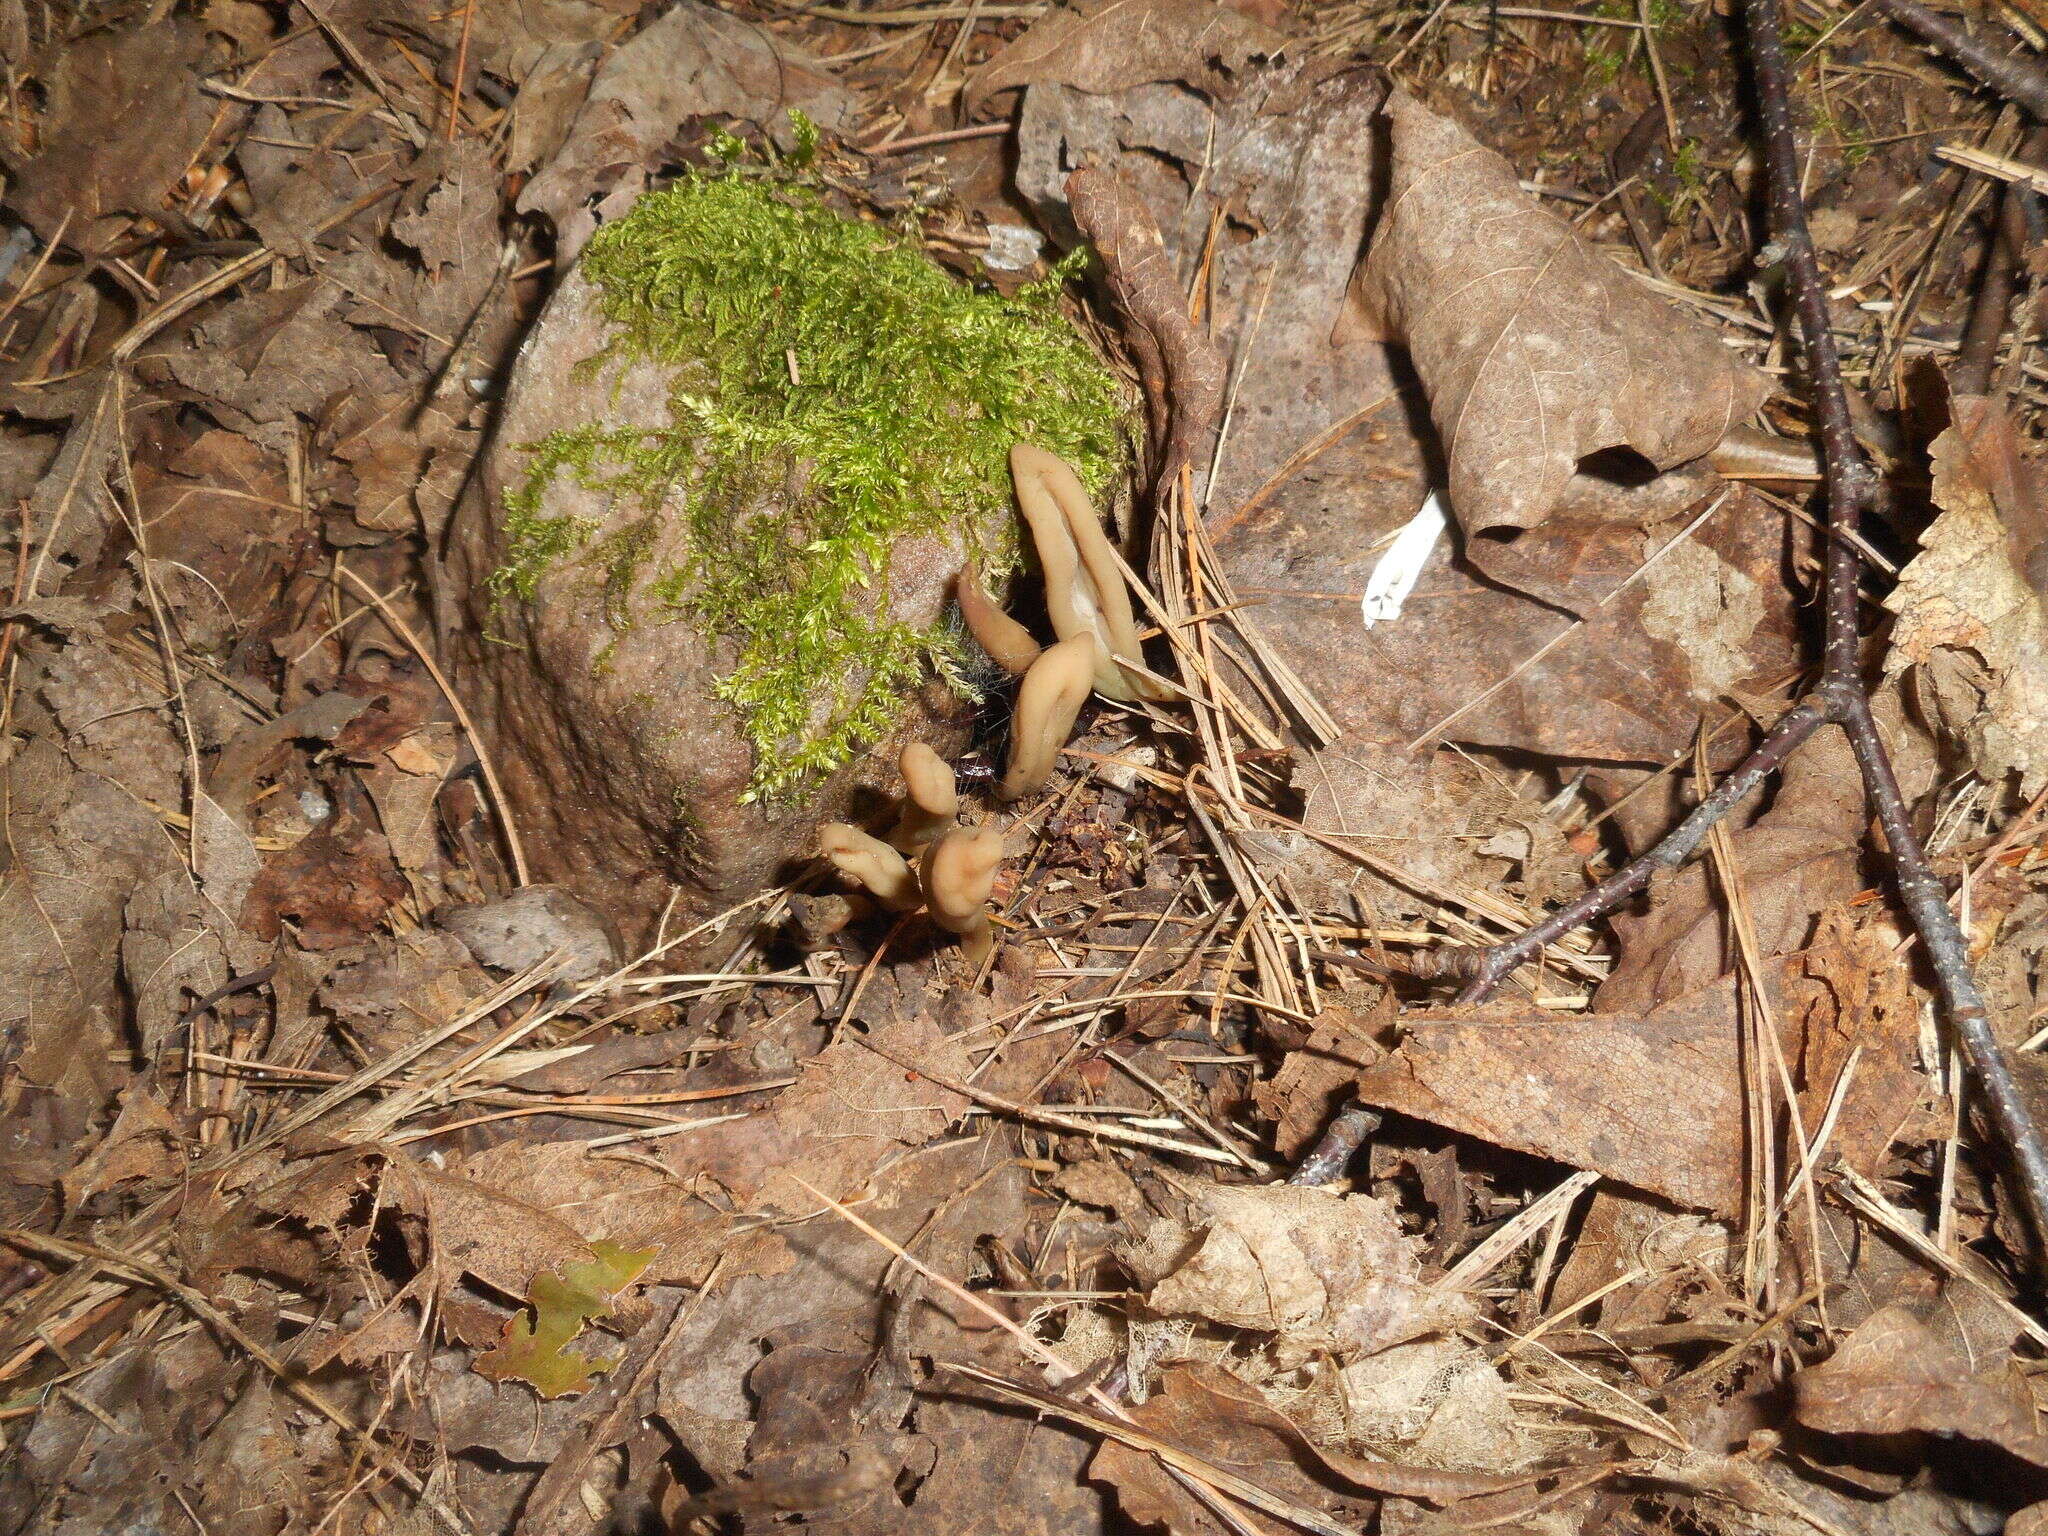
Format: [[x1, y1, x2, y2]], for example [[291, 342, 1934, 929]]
[[817, 444, 1160, 965]]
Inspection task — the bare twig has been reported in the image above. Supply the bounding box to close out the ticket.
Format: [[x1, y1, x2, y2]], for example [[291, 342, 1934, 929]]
[[1285, 1102, 1381, 1187], [1423, 0, 2048, 1259], [1956, 125, 2048, 395], [1748, 0, 2048, 1255], [1872, 0, 2048, 120]]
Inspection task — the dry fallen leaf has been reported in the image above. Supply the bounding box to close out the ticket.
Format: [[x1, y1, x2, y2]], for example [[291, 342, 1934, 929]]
[[1595, 720, 1869, 1013], [1143, 1184, 1472, 1354], [1884, 393, 2048, 794], [1597, 694, 1934, 1012], [963, 0, 1287, 119], [655, 1007, 972, 1214], [240, 824, 406, 949], [1354, 89, 1771, 537], [1795, 1306, 2048, 1466], [1351, 938, 1928, 1213], [517, 0, 854, 262], [0, 19, 220, 253], [1086, 1361, 1530, 1532]]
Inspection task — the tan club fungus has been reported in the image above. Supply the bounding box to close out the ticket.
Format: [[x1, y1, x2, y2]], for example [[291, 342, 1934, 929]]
[[919, 824, 1005, 968], [888, 741, 958, 853], [818, 823, 919, 911], [1004, 444, 1168, 703], [999, 634, 1095, 802], [955, 558, 1041, 677]]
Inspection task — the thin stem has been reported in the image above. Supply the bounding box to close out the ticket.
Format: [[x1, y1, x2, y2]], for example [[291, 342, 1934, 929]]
[[1872, 0, 2048, 120], [1287, 1102, 1382, 1187], [1955, 125, 2047, 396], [1452, 702, 1825, 1003], [1751, 0, 2048, 1254]]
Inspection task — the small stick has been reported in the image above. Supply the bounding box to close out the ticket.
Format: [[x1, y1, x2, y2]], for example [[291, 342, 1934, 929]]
[[1955, 125, 2048, 395], [1285, 1101, 1381, 1187], [861, 121, 1011, 155], [334, 564, 529, 885], [445, 0, 476, 142], [1872, 0, 2048, 119]]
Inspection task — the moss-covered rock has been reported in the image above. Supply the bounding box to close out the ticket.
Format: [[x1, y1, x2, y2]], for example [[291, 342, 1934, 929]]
[[445, 170, 1126, 941]]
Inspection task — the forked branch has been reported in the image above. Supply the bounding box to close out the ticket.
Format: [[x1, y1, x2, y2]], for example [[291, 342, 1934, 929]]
[[1437, 0, 2048, 1256]]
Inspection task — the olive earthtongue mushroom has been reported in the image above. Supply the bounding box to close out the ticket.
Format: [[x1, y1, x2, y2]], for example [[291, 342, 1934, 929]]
[[889, 741, 958, 853], [919, 824, 1005, 968], [999, 634, 1095, 802], [1009, 443, 1167, 702], [819, 823, 920, 911]]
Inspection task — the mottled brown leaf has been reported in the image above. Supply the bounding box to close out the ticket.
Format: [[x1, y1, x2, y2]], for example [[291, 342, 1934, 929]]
[[517, 1, 853, 261], [654, 1007, 971, 1214], [241, 826, 405, 948], [1092, 1361, 1528, 1531], [1354, 973, 1769, 1211], [1596, 717, 1868, 1013], [1, 20, 218, 252], [1144, 1184, 1471, 1353], [1796, 1307, 2048, 1465], [1884, 393, 2048, 793], [1357, 90, 1770, 537], [965, 0, 1287, 119]]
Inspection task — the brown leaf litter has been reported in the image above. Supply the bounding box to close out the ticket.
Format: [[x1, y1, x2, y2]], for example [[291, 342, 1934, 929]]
[[4, 0, 2048, 1533]]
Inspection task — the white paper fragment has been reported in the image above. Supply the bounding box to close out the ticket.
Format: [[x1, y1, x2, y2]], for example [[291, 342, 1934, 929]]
[[982, 223, 1045, 272], [1361, 491, 1448, 628]]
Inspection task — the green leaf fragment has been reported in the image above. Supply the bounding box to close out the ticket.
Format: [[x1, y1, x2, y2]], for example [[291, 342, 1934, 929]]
[[472, 1239, 659, 1399]]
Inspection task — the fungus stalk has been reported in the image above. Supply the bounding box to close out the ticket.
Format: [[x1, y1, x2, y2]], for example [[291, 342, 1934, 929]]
[[1007, 444, 1166, 703], [956, 560, 1042, 678], [920, 825, 1005, 969], [1000, 635, 1096, 802], [889, 742, 958, 853], [819, 823, 920, 911]]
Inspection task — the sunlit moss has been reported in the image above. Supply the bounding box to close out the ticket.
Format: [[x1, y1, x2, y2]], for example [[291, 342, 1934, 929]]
[[494, 158, 1126, 800]]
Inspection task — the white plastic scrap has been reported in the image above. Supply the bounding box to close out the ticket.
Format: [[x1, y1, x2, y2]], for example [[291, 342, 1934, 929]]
[[981, 223, 1046, 273], [1360, 490, 1448, 628]]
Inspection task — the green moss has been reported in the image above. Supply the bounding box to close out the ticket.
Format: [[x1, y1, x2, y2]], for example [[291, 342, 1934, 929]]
[[496, 163, 1126, 801]]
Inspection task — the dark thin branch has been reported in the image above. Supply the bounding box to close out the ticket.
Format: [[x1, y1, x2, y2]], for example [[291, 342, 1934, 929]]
[[1956, 124, 2048, 396], [1872, 0, 2048, 120], [1451, 701, 1827, 1002], [1752, 0, 2048, 1251], [1407, 0, 2048, 1261]]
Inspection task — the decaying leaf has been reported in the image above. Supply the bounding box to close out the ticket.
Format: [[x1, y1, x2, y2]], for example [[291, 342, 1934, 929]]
[[1354, 89, 1770, 537], [963, 0, 1287, 118], [517, 0, 854, 261], [1595, 719, 1870, 1013], [1080, 1361, 1532, 1531], [240, 824, 406, 949], [1796, 1306, 2048, 1465], [473, 1238, 659, 1399], [655, 1007, 973, 1214], [57, 1083, 184, 1211], [1337, 1337, 1537, 1473], [1352, 935, 1933, 1213], [1885, 393, 2048, 793], [1140, 1184, 1471, 1354], [1, 19, 220, 252]]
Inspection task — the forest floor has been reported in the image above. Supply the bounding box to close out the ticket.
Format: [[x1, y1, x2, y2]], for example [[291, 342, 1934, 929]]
[[4, 0, 2048, 1533]]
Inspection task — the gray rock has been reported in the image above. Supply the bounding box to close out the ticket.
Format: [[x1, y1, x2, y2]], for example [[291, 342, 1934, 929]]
[[442, 267, 988, 953]]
